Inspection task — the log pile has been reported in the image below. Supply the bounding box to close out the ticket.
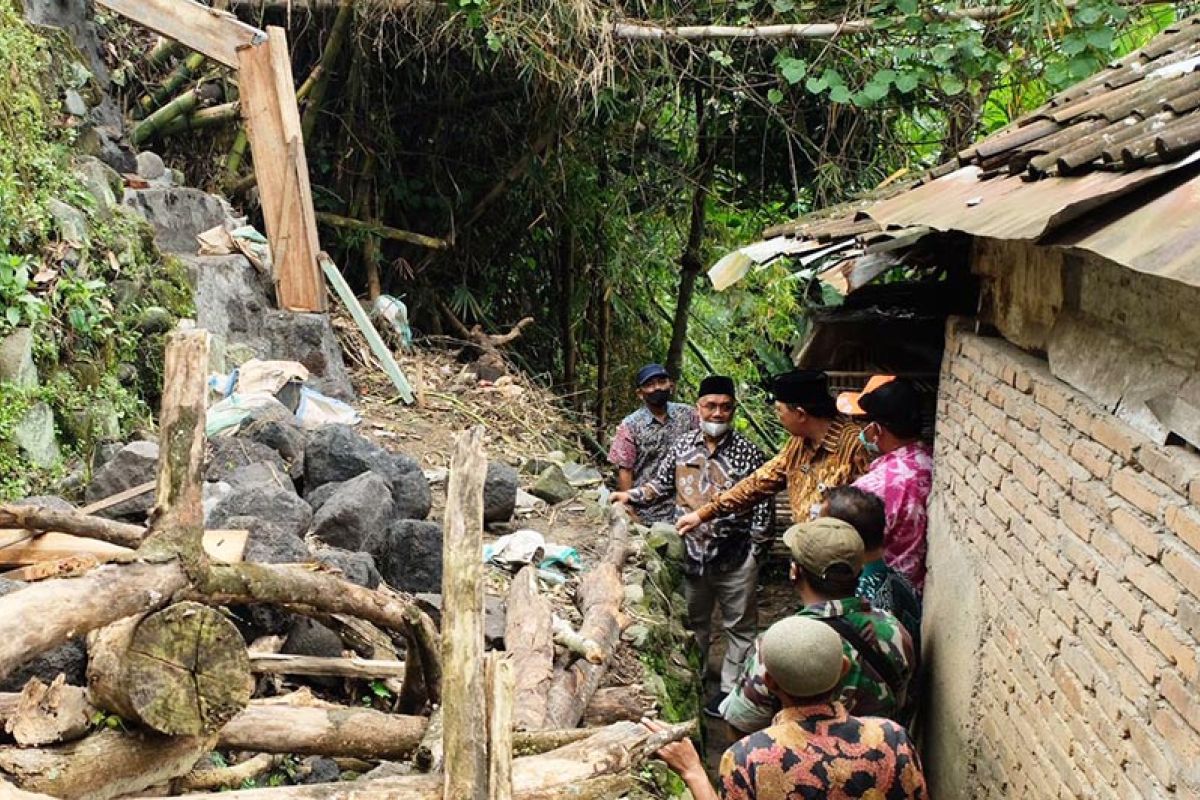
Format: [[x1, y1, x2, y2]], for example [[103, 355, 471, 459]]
[[0, 326, 687, 799]]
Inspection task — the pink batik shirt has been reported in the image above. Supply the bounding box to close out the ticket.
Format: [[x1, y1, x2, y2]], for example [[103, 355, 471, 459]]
[[853, 441, 934, 592]]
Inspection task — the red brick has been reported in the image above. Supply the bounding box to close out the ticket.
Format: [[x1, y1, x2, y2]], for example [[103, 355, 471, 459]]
[[1143, 611, 1199, 682], [1000, 476, 1035, 518], [1066, 402, 1098, 437], [1112, 468, 1170, 518], [985, 487, 1017, 526], [1060, 497, 1098, 542], [1159, 671, 1200, 736], [1180, 595, 1200, 641], [1060, 533, 1101, 582], [1038, 444, 1088, 490], [1071, 438, 1116, 480], [1091, 525, 1134, 572], [1111, 504, 1163, 559], [1110, 619, 1163, 684], [1072, 477, 1117, 520], [1166, 504, 1200, 553], [1097, 571, 1144, 627], [1139, 443, 1200, 496], [1125, 557, 1180, 614], [1033, 376, 1074, 416], [1162, 540, 1200, 599], [1070, 579, 1108, 629], [1093, 416, 1142, 462], [1128, 720, 1178, 790]]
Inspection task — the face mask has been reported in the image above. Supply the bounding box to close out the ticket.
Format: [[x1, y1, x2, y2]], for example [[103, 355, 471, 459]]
[[859, 428, 882, 456], [701, 421, 730, 438], [645, 389, 671, 407]]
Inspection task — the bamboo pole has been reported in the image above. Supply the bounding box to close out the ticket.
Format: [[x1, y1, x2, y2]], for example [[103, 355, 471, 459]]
[[139, 52, 206, 115], [441, 426, 489, 800], [131, 87, 204, 146], [300, 0, 355, 142], [315, 212, 449, 250], [158, 100, 240, 136]]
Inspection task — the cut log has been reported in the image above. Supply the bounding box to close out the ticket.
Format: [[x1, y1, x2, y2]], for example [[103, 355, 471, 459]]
[[441, 427, 489, 800], [0, 728, 214, 800], [0, 507, 144, 548], [172, 753, 282, 792], [516, 775, 636, 800], [541, 510, 630, 729], [4, 676, 94, 746], [86, 602, 251, 736], [133, 719, 693, 799], [504, 565, 553, 730], [399, 603, 441, 711], [217, 703, 426, 759], [487, 654, 515, 800], [0, 528, 248, 568], [551, 615, 603, 664], [582, 685, 653, 726], [248, 653, 406, 680], [413, 704, 443, 772]]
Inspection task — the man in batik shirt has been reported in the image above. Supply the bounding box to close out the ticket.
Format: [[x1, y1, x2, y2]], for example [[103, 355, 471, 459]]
[[646, 616, 928, 800], [611, 375, 772, 717], [838, 376, 934, 592], [720, 518, 914, 734], [608, 363, 699, 524]]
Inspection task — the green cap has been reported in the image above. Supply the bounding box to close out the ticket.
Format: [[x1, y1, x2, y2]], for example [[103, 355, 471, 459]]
[[761, 616, 845, 698], [782, 517, 864, 579]]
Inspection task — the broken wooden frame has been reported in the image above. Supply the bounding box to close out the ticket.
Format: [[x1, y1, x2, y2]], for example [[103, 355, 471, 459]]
[[94, 0, 325, 312]]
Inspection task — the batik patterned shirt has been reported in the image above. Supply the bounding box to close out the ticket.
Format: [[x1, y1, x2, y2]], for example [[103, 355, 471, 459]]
[[853, 441, 934, 591], [721, 597, 914, 734], [697, 416, 871, 525], [608, 402, 699, 523], [718, 702, 929, 800], [629, 429, 772, 575]]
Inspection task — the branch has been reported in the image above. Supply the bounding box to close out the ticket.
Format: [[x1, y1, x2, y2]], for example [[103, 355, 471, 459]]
[[0, 506, 145, 549], [315, 212, 450, 250]]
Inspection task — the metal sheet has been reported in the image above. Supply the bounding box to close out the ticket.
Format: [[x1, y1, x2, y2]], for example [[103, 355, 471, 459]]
[[867, 152, 1200, 241]]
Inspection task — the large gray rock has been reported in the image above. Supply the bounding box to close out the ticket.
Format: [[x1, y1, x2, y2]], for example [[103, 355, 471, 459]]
[[261, 312, 354, 402], [47, 199, 88, 247], [22, 0, 108, 85], [304, 479, 344, 513], [305, 425, 430, 519], [13, 403, 60, 468], [135, 151, 165, 181], [182, 254, 274, 345], [283, 618, 344, 687], [310, 546, 381, 589], [63, 398, 122, 445], [208, 485, 312, 540], [371, 520, 442, 593], [529, 464, 577, 505], [0, 328, 38, 388], [11, 495, 74, 512], [74, 156, 119, 214], [122, 188, 228, 254], [0, 578, 86, 689], [414, 593, 507, 648], [86, 440, 159, 518], [483, 463, 518, 524], [205, 437, 289, 484], [223, 461, 296, 495], [78, 125, 136, 174], [240, 417, 308, 479], [230, 516, 309, 565], [308, 471, 394, 551]]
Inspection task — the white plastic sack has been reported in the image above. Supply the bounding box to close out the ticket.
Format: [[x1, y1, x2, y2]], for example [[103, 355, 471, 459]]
[[294, 387, 360, 430], [206, 392, 291, 437], [483, 529, 546, 567], [236, 359, 310, 396]]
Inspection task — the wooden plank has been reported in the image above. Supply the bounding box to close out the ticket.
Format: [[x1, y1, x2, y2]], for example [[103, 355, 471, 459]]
[[441, 427, 489, 800], [487, 653, 515, 800], [94, 0, 263, 68], [319, 253, 415, 404], [237, 30, 325, 312], [0, 530, 248, 567], [79, 480, 156, 515], [248, 654, 407, 680]]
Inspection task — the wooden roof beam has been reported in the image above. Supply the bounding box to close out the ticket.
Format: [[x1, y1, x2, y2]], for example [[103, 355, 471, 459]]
[[94, 0, 265, 68]]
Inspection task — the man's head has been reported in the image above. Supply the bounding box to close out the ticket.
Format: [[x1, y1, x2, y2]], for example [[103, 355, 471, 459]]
[[769, 370, 837, 439], [635, 363, 674, 410], [760, 616, 849, 704], [838, 376, 923, 455], [821, 485, 887, 554], [697, 375, 736, 438], [783, 517, 864, 601]]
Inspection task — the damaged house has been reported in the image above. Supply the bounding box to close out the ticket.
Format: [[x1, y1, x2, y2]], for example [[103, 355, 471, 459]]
[[716, 15, 1200, 799]]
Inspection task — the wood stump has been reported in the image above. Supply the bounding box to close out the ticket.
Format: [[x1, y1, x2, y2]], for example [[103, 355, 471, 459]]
[[87, 601, 250, 735]]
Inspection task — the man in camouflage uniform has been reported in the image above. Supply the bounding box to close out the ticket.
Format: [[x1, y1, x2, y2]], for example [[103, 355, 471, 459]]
[[720, 517, 914, 734]]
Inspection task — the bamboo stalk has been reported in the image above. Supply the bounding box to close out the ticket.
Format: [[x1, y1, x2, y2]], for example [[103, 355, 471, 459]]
[[140, 52, 206, 116], [158, 100, 241, 137], [315, 212, 449, 250], [300, 0, 355, 142], [131, 87, 204, 146]]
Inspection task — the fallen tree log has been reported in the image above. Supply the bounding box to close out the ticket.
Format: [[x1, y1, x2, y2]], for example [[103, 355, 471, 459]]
[[504, 565, 553, 731], [134, 719, 693, 800], [86, 602, 250, 736], [581, 685, 653, 726], [248, 653, 406, 680], [4, 676, 93, 747], [216, 703, 426, 759], [172, 753, 282, 792], [0, 507, 144, 549], [0, 729, 214, 800], [542, 509, 630, 729]]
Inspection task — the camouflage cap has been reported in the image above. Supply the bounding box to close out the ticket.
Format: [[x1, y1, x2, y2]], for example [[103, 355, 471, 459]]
[[761, 616, 845, 699], [782, 517, 864, 579]]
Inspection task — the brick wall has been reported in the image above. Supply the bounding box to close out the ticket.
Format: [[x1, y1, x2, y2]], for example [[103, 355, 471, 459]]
[[925, 321, 1200, 800]]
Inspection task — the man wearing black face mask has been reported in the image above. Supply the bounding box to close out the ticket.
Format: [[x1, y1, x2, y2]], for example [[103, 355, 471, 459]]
[[611, 375, 771, 716], [607, 363, 699, 524]]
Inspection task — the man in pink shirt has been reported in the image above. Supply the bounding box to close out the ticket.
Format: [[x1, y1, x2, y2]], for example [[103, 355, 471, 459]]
[[838, 377, 933, 593]]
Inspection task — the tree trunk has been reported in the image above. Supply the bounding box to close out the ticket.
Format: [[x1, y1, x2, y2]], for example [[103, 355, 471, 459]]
[[593, 277, 611, 438], [248, 653, 406, 680], [441, 427, 489, 800], [504, 565, 553, 731], [557, 223, 577, 402], [4, 676, 94, 746], [541, 511, 630, 729], [0, 729, 213, 800], [581, 686, 653, 726], [217, 703, 426, 759], [0, 506, 145, 548], [86, 602, 250, 736], [665, 84, 715, 380]]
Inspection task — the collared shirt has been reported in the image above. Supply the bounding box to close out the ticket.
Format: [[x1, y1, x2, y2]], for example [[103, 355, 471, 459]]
[[718, 702, 929, 800], [697, 416, 871, 524], [608, 402, 699, 524], [853, 441, 934, 591], [629, 428, 772, 575], [721, 597, 914, 734]]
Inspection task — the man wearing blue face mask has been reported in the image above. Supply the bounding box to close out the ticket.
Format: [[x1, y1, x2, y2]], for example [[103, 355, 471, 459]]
[[611, 375, 772, 717]]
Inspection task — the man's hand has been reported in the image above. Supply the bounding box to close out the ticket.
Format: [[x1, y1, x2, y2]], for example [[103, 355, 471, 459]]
[[676, 511, 702, 535], [610, 491, 632, 505], [642, 719, 717, 800]]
